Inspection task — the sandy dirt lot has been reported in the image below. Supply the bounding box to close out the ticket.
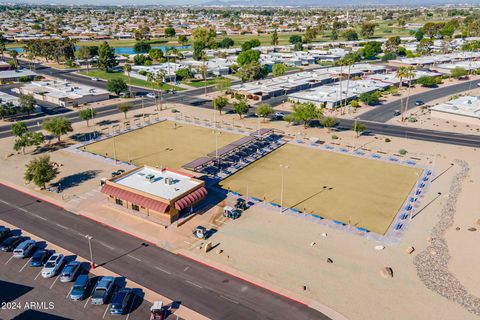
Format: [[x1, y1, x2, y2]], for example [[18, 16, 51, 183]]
[[219, 144, 422, 234], [82, 120, 241, 169]]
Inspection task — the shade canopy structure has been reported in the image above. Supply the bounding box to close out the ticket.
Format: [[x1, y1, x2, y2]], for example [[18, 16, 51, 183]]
[[101, 184, 169, 213], [174, 187, 208, 211], [182, 157, 215, 171]]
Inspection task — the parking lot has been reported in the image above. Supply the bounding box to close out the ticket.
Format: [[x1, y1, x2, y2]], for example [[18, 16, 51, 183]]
[[0, 229, 179, 320]]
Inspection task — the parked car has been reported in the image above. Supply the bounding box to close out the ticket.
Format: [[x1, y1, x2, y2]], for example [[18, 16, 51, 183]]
[[477, 82, 480, 87], [13, 240, 36, 258], [41, 253, 65, 278], [30, 250, 54, 267], [415, 100, 425, 106], [110, 288, 134, 315], [91, 276, 115, 305], [91, 77, 99, 81], [69, 274, 91, 301], [150, 301, 166, 320], [0, 226, 11, 243], [234, 198, 248, 210], [0, 236, 24, 252], [393, 110, 401, 116], [223, 206, 242, 220], [274, 112, 284, 119], [60, 261, 82, 282], [146, 93, 157, 99]]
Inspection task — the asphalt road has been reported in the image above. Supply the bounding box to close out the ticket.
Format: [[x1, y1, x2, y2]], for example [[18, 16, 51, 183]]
[[358, 78, 480, 122], [0, 185, 330, 320]]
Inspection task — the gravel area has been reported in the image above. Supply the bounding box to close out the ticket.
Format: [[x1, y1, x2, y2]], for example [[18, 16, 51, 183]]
[[414, 160, 480, 315]]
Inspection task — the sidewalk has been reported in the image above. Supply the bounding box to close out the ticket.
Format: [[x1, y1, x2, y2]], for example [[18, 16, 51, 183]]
[[0, 218, 209, 320]]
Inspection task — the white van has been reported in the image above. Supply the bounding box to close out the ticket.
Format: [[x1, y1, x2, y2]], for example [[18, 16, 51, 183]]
[[13, 240, 36, 258]]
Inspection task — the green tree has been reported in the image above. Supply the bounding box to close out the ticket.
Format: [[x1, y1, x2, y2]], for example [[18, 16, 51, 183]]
[[218, 37, 234, 48], [192, 27, 216, 60], [303, 27, 317, 43], [237, 49, 260, 66], [360, 22, 377, 38], [451, 67, 468, 79], [11, 122, 28, 137], [8, 50, 18, 69], [320, 116, 338, 132], [416, 38, 433, 55], [241, 39, 261, 51], [178, 35, 189, 46], [232, 100, 249, 119], [134, 41, 151, 54], [78, 108, 96, 127], [216, 78, 231, 91], [118, 103, 133, 119], [416, 76, 437, 87], [415, 29, 424, 41], [41, 117, 73, 142], [271, 29, 279, 45], [19, 94, 36, 116], [256, 103, 274, 121], [24, 155, 59, 189], [106, 78, 128, 96], [14, 131, 44, 154], [164, 27, 176, 38], [237, 62, 268, 82], [148, 48, 164, 61], [97, 41, 117, 72], [343, 29, 359, 41], [359, 92, 380, 105], [289, 35, 302, 44], [352, 121, 367, 137], [272, 63, 286, 77], [213, 96, 228, 115], [360, 41, 382, 59], [76, 46, 92, 72], [291, 102, 323, 128]]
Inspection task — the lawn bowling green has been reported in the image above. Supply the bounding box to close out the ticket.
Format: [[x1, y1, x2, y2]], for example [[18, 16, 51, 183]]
[[82, 120, 241, 169], [219, 144, 422, 235]]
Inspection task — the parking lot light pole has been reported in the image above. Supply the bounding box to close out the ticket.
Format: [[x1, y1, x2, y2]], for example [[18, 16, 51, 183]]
[[85, 235, 95, 269], [280, 164, 289, 212]]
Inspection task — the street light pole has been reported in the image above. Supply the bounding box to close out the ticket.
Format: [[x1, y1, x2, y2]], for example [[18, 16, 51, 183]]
[[85, 235, 95, 269], [280, 164, 289, 213]]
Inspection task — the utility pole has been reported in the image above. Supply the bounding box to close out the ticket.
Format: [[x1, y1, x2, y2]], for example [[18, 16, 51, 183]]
[[280, 164, 289, 212], [85, 235, 95, 269]]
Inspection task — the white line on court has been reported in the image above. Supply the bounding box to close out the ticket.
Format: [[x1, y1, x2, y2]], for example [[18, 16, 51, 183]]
[[102, 303, 109, 319], [34, 269, 42, 280], [49, 275, 60, 289], [185, 280, 203, 289], [128, 255, 141, 262], [19, 257, 32, 272], [154, 266, 172, 275], [220, 295, 239, 304], [4, 255, 15, 264]]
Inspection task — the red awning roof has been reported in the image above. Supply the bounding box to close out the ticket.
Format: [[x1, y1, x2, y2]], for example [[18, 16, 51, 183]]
[[101, 184, 169, 213], [174, 187, 208, 211]]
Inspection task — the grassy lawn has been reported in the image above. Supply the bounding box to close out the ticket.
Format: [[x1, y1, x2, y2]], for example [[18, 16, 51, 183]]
[[219, 144, 422, 235], [182, 78, 225, 88], [82, 120, 241, 169], [78, 70, 182, 91]]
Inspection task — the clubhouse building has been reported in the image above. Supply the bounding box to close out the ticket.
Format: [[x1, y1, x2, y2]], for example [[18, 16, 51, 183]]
[[101, 166, 207, 225]]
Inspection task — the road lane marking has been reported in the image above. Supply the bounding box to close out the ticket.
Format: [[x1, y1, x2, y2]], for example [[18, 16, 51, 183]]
[[19, 257, 32, 272], [34, 269, 42, 280], [154, 266, 172, 275], [55, 223, 69, 230], [128, 255, 141, 262], [32, 214, 47, 221], [98, 241, 115, 250], [49, 274, 60, 289], [220, 295, 239, 304], [102, 303, 109, 319], [5, 255, 15, 264], [183, 266, 190, 272], [185, 280, 203, 289]]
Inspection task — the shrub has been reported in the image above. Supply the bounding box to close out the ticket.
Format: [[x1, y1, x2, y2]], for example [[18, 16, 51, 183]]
[[385, 138, 391, 143], [331, 134, 339, 140], [398, 149, 407, 155]]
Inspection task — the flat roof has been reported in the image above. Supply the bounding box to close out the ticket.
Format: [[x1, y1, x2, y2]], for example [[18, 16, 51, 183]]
[[112, 167, 200, 200], [430, 96, 480, 119]]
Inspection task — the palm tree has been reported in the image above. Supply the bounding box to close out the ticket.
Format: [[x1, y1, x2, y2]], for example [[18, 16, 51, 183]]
[[123, 63, 132, 97], [200, 51, 209, 96], [0, 42, 6, 60], [167, 48, 183, 91], [396, 66, 415, 122], [8, 50, 18, 69], [147, 71, 165, 111]]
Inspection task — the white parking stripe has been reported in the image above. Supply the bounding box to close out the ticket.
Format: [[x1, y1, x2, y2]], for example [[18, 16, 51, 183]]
[[154, 266, 172, 275], [84, 296, 91, 308], [5, 255, 15, 264], [49, 275, 60, 289], [34, 269, 42, 280], [126, 295, 136, 320], [19, 257, 32, 272], [102, 303, 109, 319], [66, 286, 73, 299]]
